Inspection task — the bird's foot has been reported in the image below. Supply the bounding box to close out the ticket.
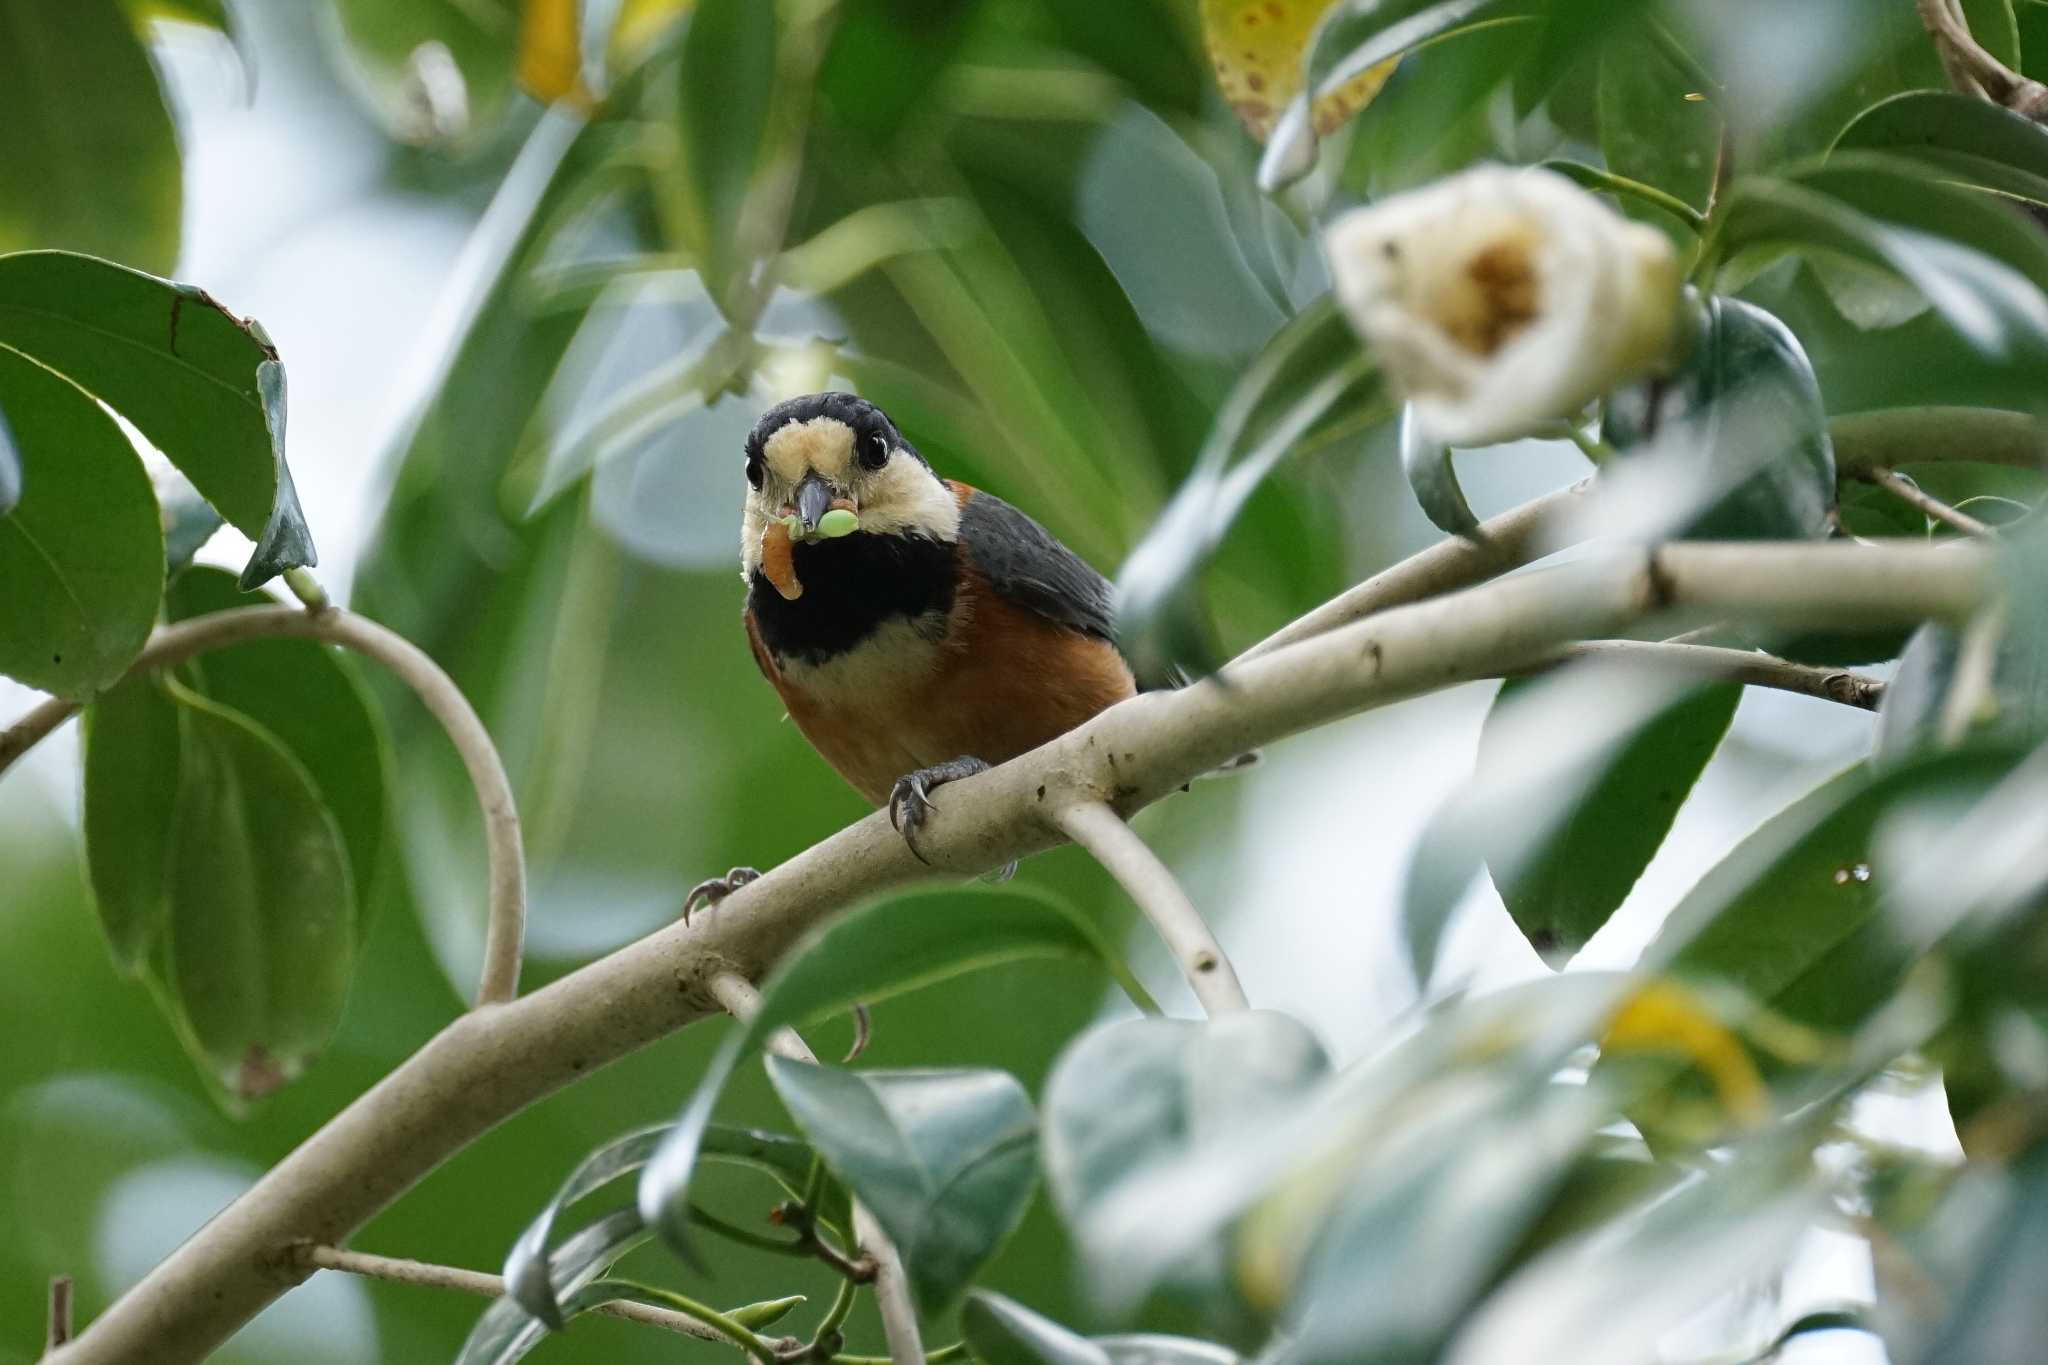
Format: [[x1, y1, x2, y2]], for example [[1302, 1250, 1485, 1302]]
[[888, 755, 992, 862], [682, 866, 761, 924]]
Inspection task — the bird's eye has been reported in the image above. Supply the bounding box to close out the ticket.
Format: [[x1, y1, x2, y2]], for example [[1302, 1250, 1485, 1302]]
[[745, 457, 763, 489], [860, 432, 890, 471]]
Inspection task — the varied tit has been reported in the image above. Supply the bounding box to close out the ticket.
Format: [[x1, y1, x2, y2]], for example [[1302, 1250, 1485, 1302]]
[[686, 391, 1136, 912]]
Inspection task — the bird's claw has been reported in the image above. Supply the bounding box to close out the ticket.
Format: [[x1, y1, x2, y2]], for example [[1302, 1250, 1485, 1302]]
[[683, 866, 761, 924], [886, 756, 992, 862]]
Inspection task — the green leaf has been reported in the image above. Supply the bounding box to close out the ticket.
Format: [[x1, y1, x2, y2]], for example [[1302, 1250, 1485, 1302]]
[[768, 1061, 1038, 1316], [1717, 173, 2048, 365], [1114, 299, 1380, 677], [1398, 404, 1478, 536], [1452, 1140, 1826, 1364], [0, 342, 162, 696], [0, 252, 316, 587], [1406, 666, 1716, 986], [164, 566, 392, 939], [963, 1291, 1112, 1365], [1041, 1012, 1329, 1314], [121, 0, 233, 30], [961, 1293, 1244, 1365], [1277, 1081, 1605, 1365], [155, 683, 355, 1102], [459, 1209, 651, 1365], [1603, 294, 1835, 542], [1596, 19, 1720, 233], [1834, 91, 2048, 208], [1911, 1147, 2048, 1363], [504, 1121, 815, 1329], [634, 886, 1152, 1300], [1799, 156, 2048, 295], [681, 0, 778, 305], [0, 0, 182, 274], [1877, 517, 2048, 760], [1644, 751, 2018, 1037], [1257, 0, 1501, 190], [158, 475, 225, 574], [1480, 679, 1741, 965], [80, 675, 182, 972], [1341, 15, 1537, 196]]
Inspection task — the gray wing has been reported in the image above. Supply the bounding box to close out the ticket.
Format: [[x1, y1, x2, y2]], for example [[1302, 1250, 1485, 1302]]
[[958, 489, 1117, 643]]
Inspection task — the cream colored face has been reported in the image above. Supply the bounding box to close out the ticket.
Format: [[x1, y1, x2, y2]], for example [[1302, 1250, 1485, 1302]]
[[740, 416, 961, 582]]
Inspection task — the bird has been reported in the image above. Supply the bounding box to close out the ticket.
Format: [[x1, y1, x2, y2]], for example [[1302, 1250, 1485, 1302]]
[[685, 391, 1138, 914]]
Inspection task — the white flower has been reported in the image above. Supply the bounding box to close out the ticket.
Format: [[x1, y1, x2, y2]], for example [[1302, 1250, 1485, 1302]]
[[1324, 166, 1681, 447]]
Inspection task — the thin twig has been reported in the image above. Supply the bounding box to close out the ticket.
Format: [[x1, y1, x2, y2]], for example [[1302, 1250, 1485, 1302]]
[[45, 1276, 73, 1354], [39, 538, 1998, 1365], [293, 1245, 726, 1343], [1053, 800, 1248, 1015], [708, 973, 925, 1365], [0, 604, 525, 1008], [1858, 468, 1997, 537], [1535, 641, 1887, 711]]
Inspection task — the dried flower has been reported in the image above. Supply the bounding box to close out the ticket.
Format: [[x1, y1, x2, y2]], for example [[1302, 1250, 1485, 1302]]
[[1325, 166, 1681, 446]]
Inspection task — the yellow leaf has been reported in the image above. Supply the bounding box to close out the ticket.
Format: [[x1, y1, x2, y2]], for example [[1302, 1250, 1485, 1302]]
[[1602, 980, 1768, 1128], [517, 0, 587, 107], [1201, 0, 1398, 142]]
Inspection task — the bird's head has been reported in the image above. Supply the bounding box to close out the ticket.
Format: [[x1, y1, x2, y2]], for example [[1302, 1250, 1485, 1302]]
[[740, 392, 959, 596]]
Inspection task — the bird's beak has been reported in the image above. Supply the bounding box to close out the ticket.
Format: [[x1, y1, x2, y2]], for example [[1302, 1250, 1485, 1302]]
[[793, 472, 835, 537]]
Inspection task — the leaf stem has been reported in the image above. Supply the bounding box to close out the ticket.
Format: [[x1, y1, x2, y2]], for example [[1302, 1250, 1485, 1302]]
[[291, 1245, 723, 1342], [601, 1281, 785, 1365], [687, 1204, 812, 1256], [836, 1347, 967, 1365], [1541, 160, 1708, 232], [0, 605, 526, 1008], [281, 568, 329, 613], [709, 974, 925, 1365], [809, 1275, 861, 1357]]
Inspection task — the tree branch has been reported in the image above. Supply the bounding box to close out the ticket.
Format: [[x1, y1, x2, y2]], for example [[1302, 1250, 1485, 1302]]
[[1536, 641, 1886, 711], [708, 973, 925, 1365], [1054, 800, 1248, 1014], [39, 539, 1993, 1365], [1237, 482, 1590, 663], [0, 604, 526, 1008], [293, 1245, 727, 1343], [1239, 407, 2042, 669], [1915, 0, 2048, 114]]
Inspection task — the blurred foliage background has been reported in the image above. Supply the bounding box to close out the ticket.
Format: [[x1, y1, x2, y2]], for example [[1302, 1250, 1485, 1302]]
[[6, 0, 2048, 1362]]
